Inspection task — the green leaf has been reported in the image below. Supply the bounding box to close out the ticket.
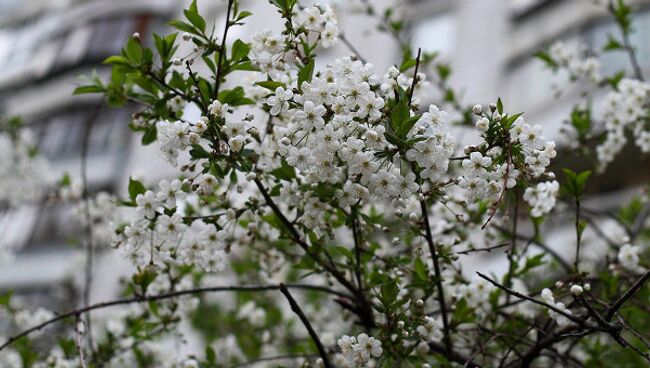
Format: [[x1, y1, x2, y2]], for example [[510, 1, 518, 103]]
[[452, 298, 473, 325], [231, 39, 251, 62], [297, 59, 315, 88], [102, 55, 130, 66], [132, 267, 158, 295], [606, 70, 625, 89], [502, 112, 523, 130], [262, 213, 284, 230], [618, 197, 644, 226], [395, 115, 420, 138], [0, 291, 13, 309], [329, 245, 354, 261], [184, 0, 206, 33], [230, 61, 258, 72], [205, 346, 217, 364], [496, 97, 504, 115], [436, 63, 451, 81], [613, 0, 632, 33], [235, 10, 253, 22], [413, 258, 428, 283], [218, 87, 253, 106], [141, 124, 157, 145], [124, 37, 143, 64], [399, 58, 416, 72], [561, 169, 591, 199], [269, 159, 296, 181], [380, 279, 399, 307], [517, 253, 546, 276], [128, 177, 147, 202], [534, 50, 558, 69], [73, 84, 104, 95], [390, 97, 410, 131], [255, 80, 286, 91], [603, 34, 623, 52], [169, 20, 198, 35], [570, 107, 591, 138], [190, 144, 211, 159]]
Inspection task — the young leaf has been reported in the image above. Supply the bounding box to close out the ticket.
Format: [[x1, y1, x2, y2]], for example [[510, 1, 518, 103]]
[[128, 177, 147, 202], [269, 159, 296, 181], [297, 59, 315, 88], [230, 39, 251, 62], [141, 124, 157, 145], [184, 0, 206, 33], [534, 50, 558, 69]]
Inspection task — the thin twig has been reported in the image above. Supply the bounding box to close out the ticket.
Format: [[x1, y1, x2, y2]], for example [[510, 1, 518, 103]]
[[279, 284, 332, 368], [456, 242, 510, 255], [339, 33, 368, 64], [408, 48, 422, 106], [351, 206, 364, 291], [477, 272, 589, 326], [253, 178, 375, 328], [406, 46, 452, 355], [493, 225, 572, 272], [0, 283, 351, 352], [186, 61, 209, 111], [420, 199, 453, 354], [605, 270, 650, 321], [574, 197, 582, 275], [214, 0, 235, 99], [610, 0, 645, 81], [80, 104, 102, 352]]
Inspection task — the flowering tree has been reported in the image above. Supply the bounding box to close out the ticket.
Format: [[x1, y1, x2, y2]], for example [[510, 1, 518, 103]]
[[1, 0, 650, 367]]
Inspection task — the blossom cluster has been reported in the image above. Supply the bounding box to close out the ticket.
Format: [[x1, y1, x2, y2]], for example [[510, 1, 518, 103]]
[[0, 126, 49, 207], [597, 78, 650, 170], [617, 240, 643, 272], [459, 112, 557, 205], [113, 178, 227, 272], [540, 288, 573, 327], [337, 333, 383, 367], [548, 41, 601, 83], [249, 4, 338, 81], [266, 57, 454, 224], [523, 180, 560, 217]]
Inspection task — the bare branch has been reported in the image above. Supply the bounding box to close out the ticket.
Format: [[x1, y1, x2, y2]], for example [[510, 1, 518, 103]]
[[0, 283, 351, 352], [605, 270, 650, 321], [279, 284, 332, 368]]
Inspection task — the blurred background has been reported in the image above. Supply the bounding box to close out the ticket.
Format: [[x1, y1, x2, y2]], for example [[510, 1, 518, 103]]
[[1, 0, 650, 343]]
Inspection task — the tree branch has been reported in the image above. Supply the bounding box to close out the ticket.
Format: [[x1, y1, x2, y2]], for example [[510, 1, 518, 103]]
[[279, 284, 332, 368], [477, 272, 589, 327], [213, 0, 235, 99], [0, 283, 350, 352], [605, 270, 650, 321]]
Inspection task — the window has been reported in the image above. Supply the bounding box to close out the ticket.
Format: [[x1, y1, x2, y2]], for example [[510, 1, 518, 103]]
[[32, 107, 131, 160]]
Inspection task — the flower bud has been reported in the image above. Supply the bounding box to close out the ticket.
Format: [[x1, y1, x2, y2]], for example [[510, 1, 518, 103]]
[[570, 285, 584, 296], [472, 104, 482, 115]]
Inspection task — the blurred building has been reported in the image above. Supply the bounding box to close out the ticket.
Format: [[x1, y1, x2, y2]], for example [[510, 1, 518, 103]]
[[0, 0, 649, 321], [0, 0, 179, 306]]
